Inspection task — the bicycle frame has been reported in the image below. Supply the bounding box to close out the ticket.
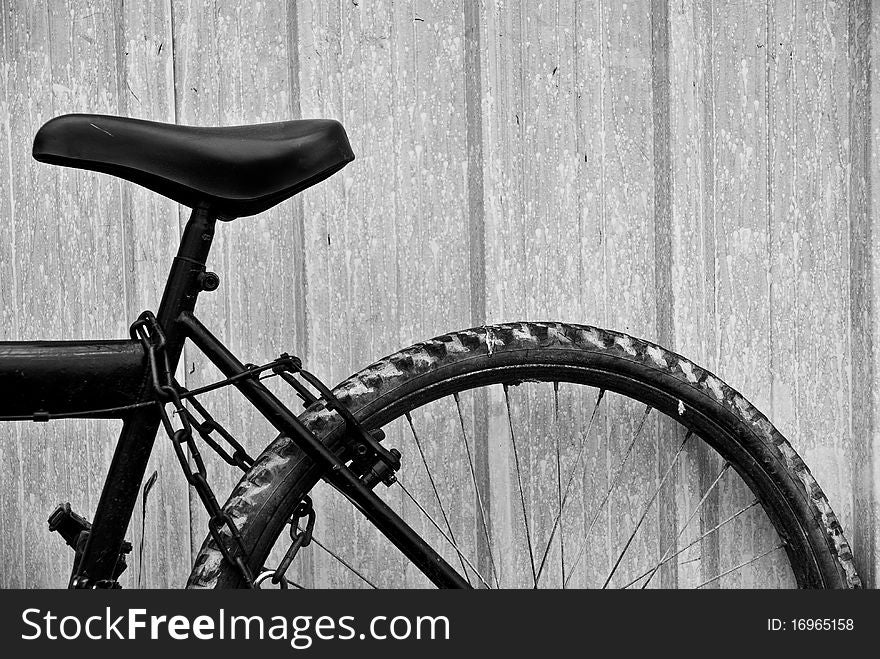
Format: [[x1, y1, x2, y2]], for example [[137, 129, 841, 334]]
[[0, 207, 468, 589]]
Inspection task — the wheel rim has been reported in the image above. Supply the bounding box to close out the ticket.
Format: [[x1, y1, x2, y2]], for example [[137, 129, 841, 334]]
[[267, 365, 817, 589], [191, 324, 856, 590]]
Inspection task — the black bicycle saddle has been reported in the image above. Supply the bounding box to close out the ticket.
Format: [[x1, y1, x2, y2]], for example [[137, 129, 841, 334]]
[[32, 113, 355, 218]]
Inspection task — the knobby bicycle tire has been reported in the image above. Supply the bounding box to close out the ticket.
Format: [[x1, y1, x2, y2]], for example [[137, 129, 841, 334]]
[[187, 322, 861, 589]]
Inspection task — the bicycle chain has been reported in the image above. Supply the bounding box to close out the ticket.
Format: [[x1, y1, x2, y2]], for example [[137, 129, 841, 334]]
[[130, 311, 256, 588], [181, 393, 255, 473]]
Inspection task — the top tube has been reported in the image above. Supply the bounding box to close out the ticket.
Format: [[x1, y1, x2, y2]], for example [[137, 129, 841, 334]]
[[0, 340, 145, 420]]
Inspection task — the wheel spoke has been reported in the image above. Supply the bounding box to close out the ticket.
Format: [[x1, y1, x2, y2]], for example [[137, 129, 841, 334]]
[[308, 532, 378, 589], [638, 461, 731, 588], [602, 431, 692, 588], [534, 388, 609, 585], [620, 498, 760, 588], [564, 403, 652, 586], [396, 480, 492, 588], [405, 412, 472, 586], [219, 320, 837, 591], [453, 392, 500, 588], [695, 544, 784, 589], [503, 384, 538, 587], [553, 382, 565, 588]]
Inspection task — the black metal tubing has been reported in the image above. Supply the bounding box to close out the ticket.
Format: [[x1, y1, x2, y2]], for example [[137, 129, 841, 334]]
[[0, 204, 468, 588], [70, 206, 218, 587], [179, 312, 470, 589], [0, 340, 145, 419]]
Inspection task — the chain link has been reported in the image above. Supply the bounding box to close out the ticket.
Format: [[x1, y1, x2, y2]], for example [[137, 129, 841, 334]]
[[131, 311, 255, 588], [267, 496, 315, 587], [253, 496, 315, 589], [178, 391, 255, 472], [130, 312, 339, 590]]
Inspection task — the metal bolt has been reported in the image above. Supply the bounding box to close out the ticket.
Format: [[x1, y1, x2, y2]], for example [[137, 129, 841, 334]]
[[197, 271, 220, 291]]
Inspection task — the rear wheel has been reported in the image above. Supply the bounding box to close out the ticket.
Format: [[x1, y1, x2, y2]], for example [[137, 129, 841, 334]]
[[188, 323, 860, 589]]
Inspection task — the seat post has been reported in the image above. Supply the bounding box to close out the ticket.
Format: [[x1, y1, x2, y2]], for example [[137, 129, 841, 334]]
[[157, 205, 218, 331], [154, 204, 219, 382]]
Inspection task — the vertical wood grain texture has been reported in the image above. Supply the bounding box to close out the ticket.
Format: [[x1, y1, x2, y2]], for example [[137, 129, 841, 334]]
[[117, 0, 190, 589], [852, 0, 875, 589], [0, 0, 32, 587], [1, 0, 127, 587], [295, 0, 473, 587], [768, 0, 853, 586], [668, 0, 722, 588], [0, 0, 877, 587], [865, 0, 880, 589], [170, 0, 306, 580], [711, 0, 774, 587]]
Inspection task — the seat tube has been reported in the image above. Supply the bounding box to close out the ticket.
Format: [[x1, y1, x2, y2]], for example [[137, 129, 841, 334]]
[[72, 206, 218, 587]]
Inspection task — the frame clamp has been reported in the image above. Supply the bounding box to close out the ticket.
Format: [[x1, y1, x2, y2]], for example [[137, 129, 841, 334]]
[[272, 356, 401, 487]]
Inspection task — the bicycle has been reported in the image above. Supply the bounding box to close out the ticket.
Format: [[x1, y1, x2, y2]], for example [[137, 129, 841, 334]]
[[0, 112, 861, 589]]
